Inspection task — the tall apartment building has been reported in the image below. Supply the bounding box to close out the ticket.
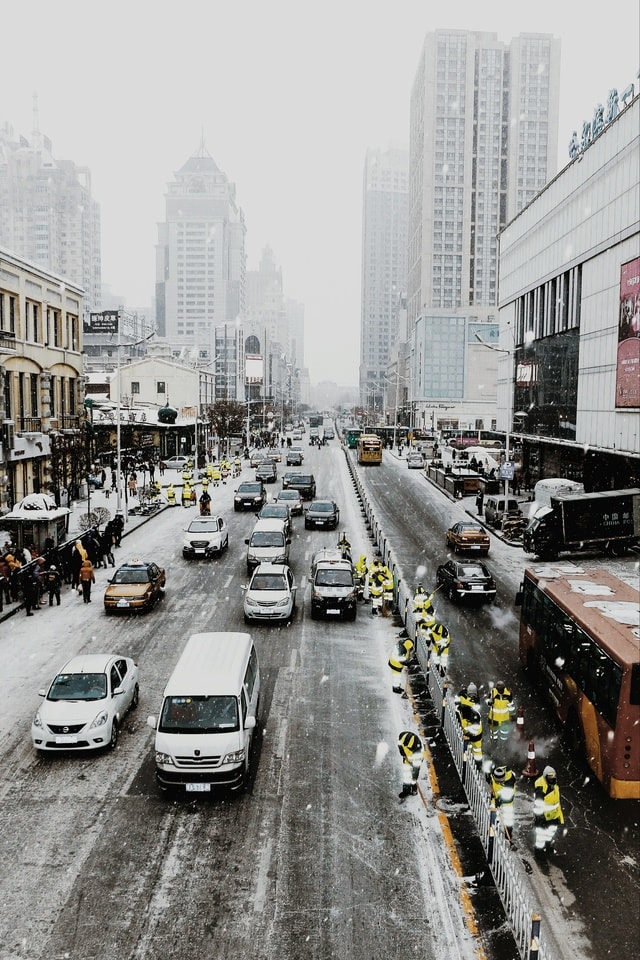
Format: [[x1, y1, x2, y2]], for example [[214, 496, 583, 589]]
[[0, 108, 101, 313], [359, 145, 409, 414], [407, 30, 560, 432], [155, 141, 246, 375]]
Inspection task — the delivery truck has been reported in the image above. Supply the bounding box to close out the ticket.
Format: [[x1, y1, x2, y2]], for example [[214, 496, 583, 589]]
[[523, 488, 640, 559]]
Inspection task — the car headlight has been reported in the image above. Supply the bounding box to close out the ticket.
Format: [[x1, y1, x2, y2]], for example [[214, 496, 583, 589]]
[[245, 597, 259, 607], [155, 751, 175, 765], [276, 597, 290, 607], [223, 748, 245, 764], [89, 710, 109, 730], [33, 709, 43, 729]]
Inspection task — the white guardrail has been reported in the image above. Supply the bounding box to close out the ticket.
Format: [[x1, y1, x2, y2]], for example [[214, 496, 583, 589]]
[[344, 448, 547, 960]]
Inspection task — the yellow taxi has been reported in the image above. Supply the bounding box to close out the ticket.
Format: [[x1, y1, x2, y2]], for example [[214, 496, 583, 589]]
[[104, 559, 166, 615]]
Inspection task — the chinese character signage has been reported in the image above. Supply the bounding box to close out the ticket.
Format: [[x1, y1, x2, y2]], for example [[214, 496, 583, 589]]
[[84, 311, 119, 334], [615, 257, 640, 408]]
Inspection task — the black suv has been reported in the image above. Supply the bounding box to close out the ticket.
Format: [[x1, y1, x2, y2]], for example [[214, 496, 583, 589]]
[[285, 473, 316, 500], [234, 481, 267, 512], [255, 460, 277, 483]]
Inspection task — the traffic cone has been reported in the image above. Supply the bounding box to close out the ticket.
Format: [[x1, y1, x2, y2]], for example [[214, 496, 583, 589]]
[[516, 706, 525, 739], [521, 739, 539, 778]]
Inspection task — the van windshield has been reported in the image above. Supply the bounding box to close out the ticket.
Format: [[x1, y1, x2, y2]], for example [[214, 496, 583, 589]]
[[316, 570, 353, 587], [159, 695, 239, 733]]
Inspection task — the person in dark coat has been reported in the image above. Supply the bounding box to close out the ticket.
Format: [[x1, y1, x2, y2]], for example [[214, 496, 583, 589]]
[[100, 528, 115, 567], [45, 565, 62, 606], [70, 540, 87, 590], [22, 570, 40, 616]]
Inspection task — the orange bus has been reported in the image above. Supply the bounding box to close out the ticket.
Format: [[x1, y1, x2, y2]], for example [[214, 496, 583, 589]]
[[357, 434, 383, 465], [517, 566, 640, 799]]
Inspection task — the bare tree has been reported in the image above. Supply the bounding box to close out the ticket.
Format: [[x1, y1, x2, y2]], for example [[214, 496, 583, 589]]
[[205, 400, 246, 455]]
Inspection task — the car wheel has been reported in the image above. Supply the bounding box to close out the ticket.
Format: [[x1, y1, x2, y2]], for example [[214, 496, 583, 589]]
[[130, 684, 139, 710], [109, 719, 119, 750]]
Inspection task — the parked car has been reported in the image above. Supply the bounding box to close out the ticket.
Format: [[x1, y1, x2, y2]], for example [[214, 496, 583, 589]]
[[182, 515, 229, 559], [406, 451, 425, 469], [104, 559, 166, 614], [446, 521, 490, 555], [163, 456, 190, 470], [258, 502, 292, 536], [256, 460, 278, 483], [86, 473, 104, 489], [286, 448, 304, 466], [304, 499, 340, 530], [31, 653, 139, 751], [435, 559, 496, 603], [275, 488, 304, 516], [484, 496, 522, 527], [243, 562, 297, 622], [234, 481, 267, 512]]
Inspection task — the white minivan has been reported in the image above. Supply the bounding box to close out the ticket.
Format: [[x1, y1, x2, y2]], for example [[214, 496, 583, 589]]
[[244, 517, 290, 572], [147, 632, 260, 794]]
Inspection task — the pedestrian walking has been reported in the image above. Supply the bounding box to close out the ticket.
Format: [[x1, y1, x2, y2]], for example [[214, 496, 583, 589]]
[[149, 461, 155, 482], [45, 564, 62, 606], [79, 558, 95, 603], [100, 528, 115, 567], [112, 512, 124, 547], [128, 472, 138, 498], [534, 766, 564, 855], [111, 470, 117, 491], [476, 490, 484, 516], [159, 460, 166, 477]]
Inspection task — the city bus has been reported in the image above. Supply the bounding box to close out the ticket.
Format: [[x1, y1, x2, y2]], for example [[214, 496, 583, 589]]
[[345, 427, 362, 449], [516, 566, 640, 799], [357, 434, 384, 465], [444, 429, 504, 449]]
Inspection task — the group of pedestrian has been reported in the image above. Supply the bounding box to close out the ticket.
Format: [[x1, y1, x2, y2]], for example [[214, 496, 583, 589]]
[[0, 509, 125, 617]]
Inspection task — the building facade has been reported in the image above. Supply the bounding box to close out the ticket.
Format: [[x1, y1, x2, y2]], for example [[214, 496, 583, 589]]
[[0, 107, 101, 313], [0, 247, 84, 511], [155, 141, 246, 365], [359, 144, 409, 414], [407, 30, 561, 430], [498, 92, 639, 489]]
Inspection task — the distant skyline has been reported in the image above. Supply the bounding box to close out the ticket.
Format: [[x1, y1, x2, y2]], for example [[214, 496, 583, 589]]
[[2, 1, 639, 386]]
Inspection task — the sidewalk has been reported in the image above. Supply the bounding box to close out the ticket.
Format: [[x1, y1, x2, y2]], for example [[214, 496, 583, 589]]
[[0, 483, 172, 624], [389, 446, 531, 545]]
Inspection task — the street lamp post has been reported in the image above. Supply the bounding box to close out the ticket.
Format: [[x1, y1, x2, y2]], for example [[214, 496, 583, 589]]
[[474, 331, 515, 531]]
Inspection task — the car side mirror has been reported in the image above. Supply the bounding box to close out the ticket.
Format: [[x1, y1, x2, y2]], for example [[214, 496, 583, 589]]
[[244, 715, 257, 731], [515, 589, 523, 606], [286, 538, 291, 544], [244, 538, 249, 545], [113, 685, 124, 697], [146, 715, 157, 730]]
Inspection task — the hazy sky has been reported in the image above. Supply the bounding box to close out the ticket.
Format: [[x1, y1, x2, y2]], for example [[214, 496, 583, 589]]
[[2, 1, 639, 387]]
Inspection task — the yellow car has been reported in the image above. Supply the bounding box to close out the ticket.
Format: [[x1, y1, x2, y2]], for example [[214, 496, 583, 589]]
[[446, 521, 490, 556], [104, 559, 166, 615]]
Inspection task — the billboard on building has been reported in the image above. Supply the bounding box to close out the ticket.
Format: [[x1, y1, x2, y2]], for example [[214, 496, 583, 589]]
[[615, 257, 640, 408], [84, 311, 119, 334], [245, 354, 264, 384]]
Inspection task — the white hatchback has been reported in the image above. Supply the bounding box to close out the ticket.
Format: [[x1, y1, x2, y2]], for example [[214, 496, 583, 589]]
[[31, 653, 139, 752]]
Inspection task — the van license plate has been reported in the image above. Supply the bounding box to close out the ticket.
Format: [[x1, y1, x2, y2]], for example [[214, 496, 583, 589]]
[[186, 783, 211, 792], [117, 599, 130, 607], [327, 608, 340, 614]]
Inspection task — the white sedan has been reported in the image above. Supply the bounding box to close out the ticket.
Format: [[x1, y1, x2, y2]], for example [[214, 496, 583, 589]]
[[31, 653, 139, 752], [243, 562, 297, 622]]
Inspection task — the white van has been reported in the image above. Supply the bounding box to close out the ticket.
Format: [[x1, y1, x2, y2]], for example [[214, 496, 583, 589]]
[[147, 632, 260, 794], [245, 518, 290, 572]]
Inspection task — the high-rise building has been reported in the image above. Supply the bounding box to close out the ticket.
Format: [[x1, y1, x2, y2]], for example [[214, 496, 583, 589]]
[[155, 140, 246, 369], [359, 144, 409, 415], [407, 30, 560, 432], [0, 101, 101, 313]]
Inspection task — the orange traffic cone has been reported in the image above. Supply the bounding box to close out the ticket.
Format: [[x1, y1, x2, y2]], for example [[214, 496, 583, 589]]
[[516, 706, 525, 739], [521, 739, 539, 778]]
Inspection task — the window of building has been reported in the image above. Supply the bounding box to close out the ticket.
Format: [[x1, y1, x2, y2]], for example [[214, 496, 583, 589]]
[[131, 382, 140, 395], [157, 381, 166, 394]]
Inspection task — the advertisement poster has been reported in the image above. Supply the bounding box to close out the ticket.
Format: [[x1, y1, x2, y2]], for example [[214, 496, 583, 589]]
[[615, 257, 640, 408]]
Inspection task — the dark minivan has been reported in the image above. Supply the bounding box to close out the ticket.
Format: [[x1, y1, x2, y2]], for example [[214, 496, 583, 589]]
[[286, 473, 316, 500]]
